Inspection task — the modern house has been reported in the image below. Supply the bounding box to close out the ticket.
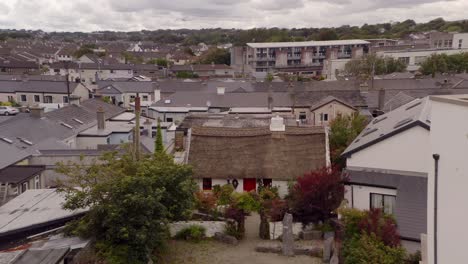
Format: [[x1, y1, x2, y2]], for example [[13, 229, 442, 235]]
[[342, 97, 432, 251], [241, 39, 370, 78], [425, 94, 468, 264], [184, 114, 329, 197], [96, 81, 161, 109]]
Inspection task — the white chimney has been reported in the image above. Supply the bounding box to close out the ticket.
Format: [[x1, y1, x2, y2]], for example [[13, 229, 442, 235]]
[[153, 82, 161, 102], [217, 87, 225, 95], [270, 115, 285, 132]]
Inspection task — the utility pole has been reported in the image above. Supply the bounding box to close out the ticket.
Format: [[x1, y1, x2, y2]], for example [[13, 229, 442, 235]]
[[134, 93, 141, 160], [65, 61, 71, 105]]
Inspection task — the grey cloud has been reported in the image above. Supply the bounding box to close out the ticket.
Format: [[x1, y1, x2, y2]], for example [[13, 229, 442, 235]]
[[0, 0, 465, 31]]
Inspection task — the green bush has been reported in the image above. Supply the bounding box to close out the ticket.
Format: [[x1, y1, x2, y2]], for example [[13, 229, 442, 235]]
[[406, 250, 422, 264], [175, 225, 206, 242], [215, 184, 235, 205], [343, 233, 406, 264], [340, 208, 366, 239]]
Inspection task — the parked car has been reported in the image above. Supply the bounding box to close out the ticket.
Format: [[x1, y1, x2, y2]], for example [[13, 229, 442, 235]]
[[0, 106, 19, 116]]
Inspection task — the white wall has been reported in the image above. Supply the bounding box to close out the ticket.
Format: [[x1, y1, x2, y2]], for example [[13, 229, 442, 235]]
[[377, 48, 468, 71], [346, 185, 397, 211], [197, 178, 290, 198], [452, 33, 468, 49], [427, 98, 468, 264], [76, 136, 108, 149], [347, 126, 430, 174]]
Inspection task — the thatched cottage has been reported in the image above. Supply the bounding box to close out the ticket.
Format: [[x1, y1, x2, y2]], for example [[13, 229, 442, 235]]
[[184, 114, 329, 197]]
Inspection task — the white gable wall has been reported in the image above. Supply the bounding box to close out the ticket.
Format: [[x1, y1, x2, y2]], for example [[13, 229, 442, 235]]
[[427, 98, 468, 264], [347, 126, 430, 174]]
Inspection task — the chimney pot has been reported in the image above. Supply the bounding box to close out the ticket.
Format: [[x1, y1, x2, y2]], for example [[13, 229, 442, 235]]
[[30, 105, 45, 118], [97, 106, 105, 130]]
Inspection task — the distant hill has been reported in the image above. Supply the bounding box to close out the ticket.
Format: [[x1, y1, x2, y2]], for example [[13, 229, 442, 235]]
[[1, 17, 467, 45]]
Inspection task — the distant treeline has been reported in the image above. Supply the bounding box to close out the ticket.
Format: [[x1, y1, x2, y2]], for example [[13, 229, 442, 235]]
[[2, 18, 468, 45]]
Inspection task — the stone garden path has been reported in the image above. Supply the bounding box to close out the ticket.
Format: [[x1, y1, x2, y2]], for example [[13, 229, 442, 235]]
[[161, 213, 321, 264]]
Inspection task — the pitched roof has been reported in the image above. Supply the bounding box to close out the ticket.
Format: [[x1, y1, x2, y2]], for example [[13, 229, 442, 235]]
[[187, 116, 327, 180], [342, 97, 431, 157], [0, 80, 81, 94], [97, 81, 155, 94], [383, 92, 416, 112], [0, 189, 87, 239], [0, 99, 126, 169], [0, 165, 45, 184], [309, 95, 356, 111]]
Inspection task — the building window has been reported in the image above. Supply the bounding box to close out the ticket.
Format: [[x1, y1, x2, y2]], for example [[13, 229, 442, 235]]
[[110, 69, 115, 73], [202, 178, 212, 190], [415, 56, 427, 65], [398, 57, 410, 65], [370, 193, 396, 215], [34, 175, 40, 189], [142, 95, 148, 101], [21, 182, 28, 193], [44, 96, 53, 103], [320, 113, 329, 121], [7, 96, 13, 102], [262, 179, 272, 188], [34, 95, 40, 102], [459, 39, 463, 49], [166, 117, 173, 122], [63, 96, 69, 103], [106, 137, 110, 144], [20, 94, 27, 102]]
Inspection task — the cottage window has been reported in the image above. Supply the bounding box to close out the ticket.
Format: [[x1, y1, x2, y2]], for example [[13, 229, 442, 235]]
[[21, 182, 28, 193], [320, 113, 329, 121], [34, 95, 40, 102], [202, 178, 212, 190], [63, 96, 69, 103], [44, 96, 53, 103], [20, 94, 27, 102], [142, 95, 148, 101], [34, 175, 40, 189], [370, 193, 396, 215], [166, 117, 173, 122]]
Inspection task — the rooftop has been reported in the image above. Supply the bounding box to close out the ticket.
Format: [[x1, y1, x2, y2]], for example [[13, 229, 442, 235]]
[[247, 39, 370, 48]]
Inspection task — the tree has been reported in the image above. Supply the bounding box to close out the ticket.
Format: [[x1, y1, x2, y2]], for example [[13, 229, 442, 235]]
[[155, 121, 164, 154], [419, 54, 448, 77], [329, 113, 367, 166], [289, 166, 346, 225], [344, 55, 407, 80], [148, 58, 169, 67], [56, 149, 196, 264], [196, 48, 230, 65], [318, 29, 338, 40]]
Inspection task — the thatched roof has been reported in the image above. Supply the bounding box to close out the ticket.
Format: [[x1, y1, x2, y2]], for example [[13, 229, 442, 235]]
[[188, 126, 327, 180]]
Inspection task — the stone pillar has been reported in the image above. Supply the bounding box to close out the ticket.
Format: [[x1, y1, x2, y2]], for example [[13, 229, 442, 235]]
[[281, 213, 294, 256]]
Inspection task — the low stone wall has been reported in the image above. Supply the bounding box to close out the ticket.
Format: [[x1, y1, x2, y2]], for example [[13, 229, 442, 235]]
[[269, 222, 304, 240], [169, 221, 227, 238]]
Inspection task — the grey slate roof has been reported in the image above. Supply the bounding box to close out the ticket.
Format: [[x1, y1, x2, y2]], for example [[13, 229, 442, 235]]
[[347, 169, 427, 240], [383, 92, 416, 112], [0, 99, 126, 169], [0, 165, 45, 184], [342, 97, 431, 157], [152, 92, 293, 108], [0, 80, 80, 94], [97, 81, 155, 94]]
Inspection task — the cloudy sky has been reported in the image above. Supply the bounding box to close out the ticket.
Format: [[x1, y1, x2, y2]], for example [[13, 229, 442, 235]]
[[0, 0, 466, 32]]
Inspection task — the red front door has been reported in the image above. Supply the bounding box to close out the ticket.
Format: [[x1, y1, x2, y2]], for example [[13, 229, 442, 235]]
[[243, 178, 256, 192]]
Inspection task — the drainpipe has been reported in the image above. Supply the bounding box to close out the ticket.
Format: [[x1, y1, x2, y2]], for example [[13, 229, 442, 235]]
[[432, 154, 440, 264]]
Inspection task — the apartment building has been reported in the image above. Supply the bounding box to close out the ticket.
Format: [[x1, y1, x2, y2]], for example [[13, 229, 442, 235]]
[[243, 39, 370, 78]]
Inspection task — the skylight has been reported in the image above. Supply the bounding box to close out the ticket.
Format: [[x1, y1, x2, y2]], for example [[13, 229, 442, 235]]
[[361, 128, 378, 137], [372, 116, 388, 125], [0, 137, 13, 144], [405, 101, 422, 111], [393, 118, 413, 129], [73, 118, 84, 124], [60, 122, 73, 129], [19, 138, 33, 145]]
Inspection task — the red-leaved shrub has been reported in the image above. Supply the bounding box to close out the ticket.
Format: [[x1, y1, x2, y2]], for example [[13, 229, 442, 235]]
[[358, 209, 401, 247], [290, 166, 346, 224]]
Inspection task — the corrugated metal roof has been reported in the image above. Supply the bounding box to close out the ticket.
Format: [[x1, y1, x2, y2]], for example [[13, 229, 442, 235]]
[[0, 189, 87, 237]]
